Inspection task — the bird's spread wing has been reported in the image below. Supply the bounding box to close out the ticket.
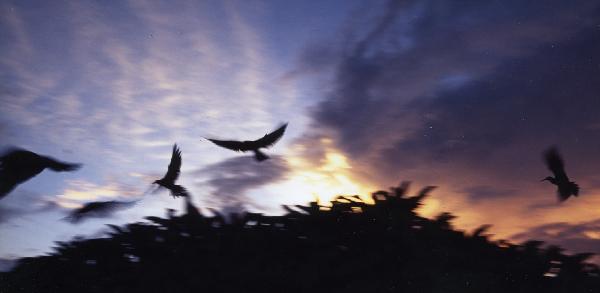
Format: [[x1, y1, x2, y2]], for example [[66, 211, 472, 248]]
[[66, 200, 136, 223], [162, 144, 182, 183], [544, 147, 568, 180], [253, 123, 288, 149], [44, 157, 82, 172], [206, 139, 250, 152]]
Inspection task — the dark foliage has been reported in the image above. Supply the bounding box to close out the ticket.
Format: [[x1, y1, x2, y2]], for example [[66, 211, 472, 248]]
[[1, 182, 598, 292]]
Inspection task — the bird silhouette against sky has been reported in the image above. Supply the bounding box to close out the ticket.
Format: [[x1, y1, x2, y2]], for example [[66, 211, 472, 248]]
[[0, 148, 81, 200], [542, 147, 579, 202], [65, 200, 136, 223], [206, 123, 288, 161], [153, 144, 189, 198]]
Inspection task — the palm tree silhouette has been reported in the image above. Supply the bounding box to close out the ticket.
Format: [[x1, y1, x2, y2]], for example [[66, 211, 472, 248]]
[[1, 181, 598, 292]]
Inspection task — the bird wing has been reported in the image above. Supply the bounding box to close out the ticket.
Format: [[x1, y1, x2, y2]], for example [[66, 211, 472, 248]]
[[544, 147, 569, 181], [206, 139, 251, 151], [67, 200, 136, 223], [253, 123, 288, 149], [161, 144, 182, 183], [44, 157, 82, 172]]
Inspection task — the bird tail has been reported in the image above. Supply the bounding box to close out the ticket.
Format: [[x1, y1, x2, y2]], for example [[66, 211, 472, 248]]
[[253, 149, 269, 161], [47, 160, 82, 172], [570, 182, 579, 196]]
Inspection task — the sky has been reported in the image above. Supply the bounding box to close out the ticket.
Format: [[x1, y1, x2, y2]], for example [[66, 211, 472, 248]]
[[1, 0, 600, 265]]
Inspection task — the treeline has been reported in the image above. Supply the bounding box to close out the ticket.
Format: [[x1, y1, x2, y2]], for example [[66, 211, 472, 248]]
[[1, 183, 598, 292]]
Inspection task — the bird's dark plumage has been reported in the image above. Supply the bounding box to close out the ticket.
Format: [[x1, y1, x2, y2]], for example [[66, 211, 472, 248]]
[[542, 147, 579, 202], [154, 144, 189, 198], [66, 200, 136, 223], [206, 123, 287, 161], [0, 148, 81, 200]]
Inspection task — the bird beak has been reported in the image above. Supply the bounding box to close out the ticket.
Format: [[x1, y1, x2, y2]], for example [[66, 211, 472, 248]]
[[540, 178, 548, 182]]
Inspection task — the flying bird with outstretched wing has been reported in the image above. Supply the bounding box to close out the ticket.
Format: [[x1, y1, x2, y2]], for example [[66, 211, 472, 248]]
[[542, 147, 579, 202], [206, 123, 288, 161], [65, 200, 137, 223], [0, 148, 82, 200], [153, 144, 189, 198]]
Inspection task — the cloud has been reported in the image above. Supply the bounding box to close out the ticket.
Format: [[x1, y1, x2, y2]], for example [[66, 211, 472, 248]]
[[460, 185, 517, 202], [0, 257, 16, 272], [291, 0, 600, 248], [0, 0, 304, 174], [194, 156, 289, 213], [0, 205, 19, 224], [295, 0, 600, 196], [299, 0, 599, 158], [0, 189, 63, 224], [52, 179, 142, 209], [511, 219, 600, 256]]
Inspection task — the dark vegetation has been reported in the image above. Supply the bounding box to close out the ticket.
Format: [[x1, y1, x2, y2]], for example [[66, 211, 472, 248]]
[[1, 183, 598, 292]]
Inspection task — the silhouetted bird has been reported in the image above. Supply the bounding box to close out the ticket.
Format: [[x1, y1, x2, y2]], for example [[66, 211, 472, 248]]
[[66, 200, 136, 223], [542, 147, 579, 201], [0, 148, 81, 199], [206, 123, 288, 161], [153, 144, 189, 198]]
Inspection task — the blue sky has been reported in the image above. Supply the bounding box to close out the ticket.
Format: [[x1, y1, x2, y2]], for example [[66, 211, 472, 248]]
[[2, 0, 600, 265], [0, 0, 367, 260]]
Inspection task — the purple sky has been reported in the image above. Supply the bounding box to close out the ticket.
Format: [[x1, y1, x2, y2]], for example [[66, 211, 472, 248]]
[[1, 0, 600, 265]]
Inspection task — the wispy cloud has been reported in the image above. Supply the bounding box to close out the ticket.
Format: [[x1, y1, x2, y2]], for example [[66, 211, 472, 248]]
[[0, 189, 62, 224], [194, 155, 289, 213], [511, 219, 600, 256], [53, 179, 142, 209]]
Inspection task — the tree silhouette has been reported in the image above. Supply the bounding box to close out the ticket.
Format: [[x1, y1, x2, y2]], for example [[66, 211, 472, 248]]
[[1, 182, 598, 292]]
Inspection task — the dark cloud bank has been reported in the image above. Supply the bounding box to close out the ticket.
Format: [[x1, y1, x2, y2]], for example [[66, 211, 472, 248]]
[[297, 0, 600, 254], [512, 220, 600, 257], [195, 156, 289, 213], [306, 0, 600, 176]]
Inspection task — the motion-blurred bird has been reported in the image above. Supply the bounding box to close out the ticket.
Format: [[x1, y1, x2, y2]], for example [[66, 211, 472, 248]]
[[0, 148, 81, 199], [542, 147, 579, 202], [153, 144, 189, 198], [66, 200, 136, 223], [206, 123, 288, 161]]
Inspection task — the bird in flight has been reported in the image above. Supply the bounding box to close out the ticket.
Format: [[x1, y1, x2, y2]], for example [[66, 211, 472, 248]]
[[66, 200, 136, 223], [206, 123, 288, 161], [542, 147, 579, 202], [153, 144, 189, 198], [0, 148, 81, 200]]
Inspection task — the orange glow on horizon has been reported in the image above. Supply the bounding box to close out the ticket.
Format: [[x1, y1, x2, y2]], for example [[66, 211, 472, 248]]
[[280, 141, 375, 205]]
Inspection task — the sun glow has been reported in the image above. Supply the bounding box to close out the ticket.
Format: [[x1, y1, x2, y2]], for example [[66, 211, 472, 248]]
[[278, 144, 374, 206], [53, 180, 139, 209]]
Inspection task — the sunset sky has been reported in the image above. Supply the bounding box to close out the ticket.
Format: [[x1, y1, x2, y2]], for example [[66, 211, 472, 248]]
[[1, 0, 600, 266]]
